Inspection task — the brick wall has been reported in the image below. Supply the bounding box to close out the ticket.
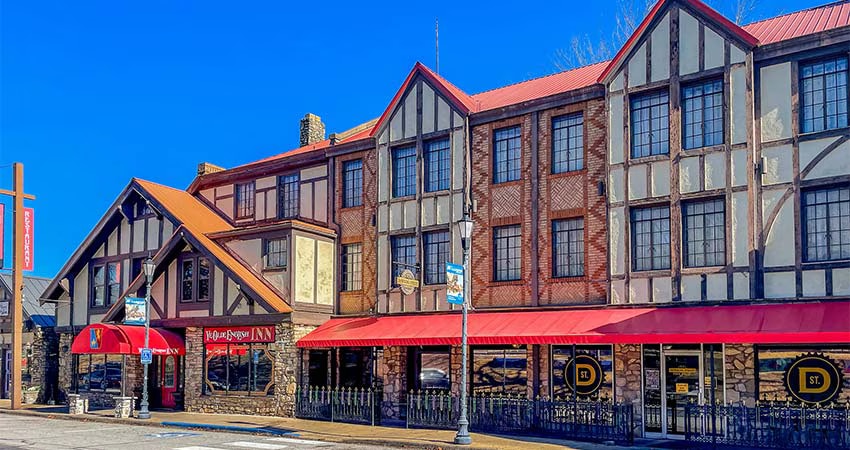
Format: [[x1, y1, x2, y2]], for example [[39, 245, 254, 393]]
[[470, 98, 608, 307]]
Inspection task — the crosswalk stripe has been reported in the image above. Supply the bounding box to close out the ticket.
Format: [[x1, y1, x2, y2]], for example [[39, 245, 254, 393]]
[[223, 442, 288, 449], [173, 447, 227, 450], [266, 437, 331, 446]]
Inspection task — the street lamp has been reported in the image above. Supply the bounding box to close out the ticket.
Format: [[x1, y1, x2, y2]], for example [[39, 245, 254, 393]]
[[454, 208, 473, 445], [138, 257, 155, 420]]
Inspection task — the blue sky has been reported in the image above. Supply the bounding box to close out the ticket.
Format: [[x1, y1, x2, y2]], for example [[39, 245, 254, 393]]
[[0, 0, 824, 279]]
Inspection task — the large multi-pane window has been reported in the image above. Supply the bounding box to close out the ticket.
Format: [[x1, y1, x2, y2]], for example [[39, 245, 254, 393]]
[[800, 56, 848, 133], [264, 238, 287, 269], [493, 225, 521, 281], [424, 230, 450, 284], [74, 354, 124, 394], [204, 343, 274, 396], [631, 90, 669, 158], [425, 138, 450, 192], [553, 218, 585, 277], [180, 255, 210, 302], [91, 262, 120, 307], [683, 198, 726, 267], [493, 126, 521, 183], [631, 206, 671, 271], [341, 243, 362, 291], [235, 182, 255, 219], [392, 146, 416, 197], [278, 174, 300, 219], [803, 185, 850, 262], [552, 113, 584, 173], [391, 235, 416, 284], [342, 159, 363, 208], [551, 345, 613, 400], [471, 347, 527, 395], [682, 79, 723, 149], [412, 347, 451, 391]]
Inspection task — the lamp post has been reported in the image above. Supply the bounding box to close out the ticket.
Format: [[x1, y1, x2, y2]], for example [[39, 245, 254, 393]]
[[138, 257, 155, 420], [454, 208, 473, 445]]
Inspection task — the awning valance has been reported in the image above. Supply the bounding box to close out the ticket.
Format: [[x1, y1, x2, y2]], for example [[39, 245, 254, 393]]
[[71, 323, 185, 355], [297, 301, 850, 348]]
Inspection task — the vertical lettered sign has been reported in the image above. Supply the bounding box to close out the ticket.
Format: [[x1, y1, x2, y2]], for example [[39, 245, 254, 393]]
[[23, 207, 33, 271]]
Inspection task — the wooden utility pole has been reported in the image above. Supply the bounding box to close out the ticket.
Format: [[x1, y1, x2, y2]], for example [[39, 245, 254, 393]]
[[0, 163, 35, 410]]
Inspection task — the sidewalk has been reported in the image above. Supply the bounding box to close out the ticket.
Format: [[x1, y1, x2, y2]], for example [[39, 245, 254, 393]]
[[0, 400, 658, 450]]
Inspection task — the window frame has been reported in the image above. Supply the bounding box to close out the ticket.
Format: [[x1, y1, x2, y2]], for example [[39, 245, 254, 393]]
[[278, 173, 300, 219], [342, 159, 363, 208], [390, 234, 417, 285], [493, 224, 522, 282], [203, 342, 275, 396], [681, 78, 724, 150], [630, 205, 671, 271], [802, 184, 850, 263], [799, 55, 849, 135], [179, 254, 212, 303], [423, 230, 450, 285], [392, 145, 417, 198], [234, 181, 256, 219], [552, 217, 585, 278], [551, 113, 584, 174], [424, 138, 451, 192], [263, 238, 288, 270], [493, 126, 522, 184], [682, 197, 726, 268], [91, 261, 120, 308], [630, 89, 670, 158], [341, 243, 363, 292]]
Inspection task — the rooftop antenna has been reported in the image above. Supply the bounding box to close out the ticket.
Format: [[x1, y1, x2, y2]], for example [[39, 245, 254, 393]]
[[435, 18, 439, 74]]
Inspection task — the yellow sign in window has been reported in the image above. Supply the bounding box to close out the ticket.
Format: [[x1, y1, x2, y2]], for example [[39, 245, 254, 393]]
[[676, 383, 690, 393]]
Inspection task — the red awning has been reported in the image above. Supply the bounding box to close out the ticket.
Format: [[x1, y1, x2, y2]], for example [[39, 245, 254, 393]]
[[297, 301, 850, 348], [71, 323, 185, 356]]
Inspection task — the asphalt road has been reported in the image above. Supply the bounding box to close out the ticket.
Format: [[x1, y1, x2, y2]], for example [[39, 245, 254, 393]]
[[0, 414, 385, 450]]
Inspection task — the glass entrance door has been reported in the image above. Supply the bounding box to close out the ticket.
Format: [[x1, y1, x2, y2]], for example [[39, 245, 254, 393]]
[[664, 352, 702, 435]]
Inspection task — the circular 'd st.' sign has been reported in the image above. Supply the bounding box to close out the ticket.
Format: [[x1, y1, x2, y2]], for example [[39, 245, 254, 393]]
[[784, 353, 844, 405], [565, 354, 604, 396]]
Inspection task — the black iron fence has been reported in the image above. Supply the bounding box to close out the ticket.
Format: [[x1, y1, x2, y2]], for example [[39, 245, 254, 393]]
[[295, 386, 381, 425], [406, 391, 634, 445], [685, 401, 850, 449]]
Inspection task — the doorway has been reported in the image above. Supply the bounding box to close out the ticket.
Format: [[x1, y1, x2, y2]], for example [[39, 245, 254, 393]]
[[642, 344, 724, 438], [159, 355, 179, 408]]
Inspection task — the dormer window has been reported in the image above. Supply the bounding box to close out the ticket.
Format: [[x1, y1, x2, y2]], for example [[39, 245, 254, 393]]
[[235, 182, 255, 219], [135, 200, 153, 219]]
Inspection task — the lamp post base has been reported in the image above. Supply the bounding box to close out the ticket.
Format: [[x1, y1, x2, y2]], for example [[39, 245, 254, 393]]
[[137, 410, 151, 420], [454, 420, 472, 445], [453, 433, 472, 445]]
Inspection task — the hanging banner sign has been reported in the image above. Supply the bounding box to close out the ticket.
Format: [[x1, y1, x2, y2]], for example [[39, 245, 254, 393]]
[[396, 269, 419, 296], [446, 262, 464, 305], [23, 207, 34, 271], [124, 297, 146, 326], [784, 353, 844, 404], [204, 325, 276, 344], [565, 354, 604, 396]]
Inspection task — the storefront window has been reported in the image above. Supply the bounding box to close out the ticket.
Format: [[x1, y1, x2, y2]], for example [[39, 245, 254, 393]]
[[339, 348, 370, 388], [203, 343, 275, 396], [551, 345, 613, 401], [472, 347, 527, 395], [307, 350, 329, 386], [74, 354, 124, 395], [410, 348, 451, 392], [756, 346, 850, 404]]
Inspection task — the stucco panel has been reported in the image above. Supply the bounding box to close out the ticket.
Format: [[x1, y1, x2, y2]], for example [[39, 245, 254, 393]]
[[609, 95, 625, 164], [628, 163, 648, 200], [730, 45, 745, 64], [629, 278, 649, 304], [436, 195, 451, 225], [452, 193, 464, 222], [389, 202, 403, 231], [704, 151, 726, 190], [609, 167, 625, 203], [628, 43, 647, 87], [146, 217, 159, 250], [316, 240, 334, 306], [73, 265, 88, 326], [314, 179, 328, 223], [650, 160, 671, 197], [404, 87, 417, 139], [437, 96, 451, 131], [650, 14, 670, 82], [761, 144, 793, 185], [730, 66, 749, 144], [377, 236, 388, 291], [390, 109, 402, 142], [707, 273, 726, 301], [733, 272, 749, 300], [764, 271, 795, 299], [421, 197, 436, 227], [213, 267, 225, 316], [610, 72, 624, 92], [802, 139, 850, 181], [762, 192, 795, 267], [256, 176, 276, 190], [294, 235, 316, 304], [731, 149, 748, 187], [120, 220, 131, 255], [759, 63, 793, 142], [378, 145, 389, 202], [403, 200, 418, 229], [132, 220, 145, 253], [679, 156, 701, 193], [609, 208, 626, 275], [215, 198, 233, 220], [300, 165, 327, 181], [611, 279, 626, 304], [422, 82, 435, 134], [107, 227, 118, 257], [833, 268, 850, 295], [703, 27, 724, 70], [652, 277, 672, 303], [802, 269, 826, 297], [731, 191, 749, 267], [681, 274, 701, 301], [679, 11, 700, 75], [226, 239, 262, 272], [452, 130, 465, 190]]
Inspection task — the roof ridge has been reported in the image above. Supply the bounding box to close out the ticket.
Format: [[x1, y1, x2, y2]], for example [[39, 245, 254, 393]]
[[471, 60, 610, 97], [742, 0, 849, 28]]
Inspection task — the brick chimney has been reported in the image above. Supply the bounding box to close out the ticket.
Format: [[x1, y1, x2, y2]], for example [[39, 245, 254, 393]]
[[197, 162, 225, 176], [299, 113, 326, 147]]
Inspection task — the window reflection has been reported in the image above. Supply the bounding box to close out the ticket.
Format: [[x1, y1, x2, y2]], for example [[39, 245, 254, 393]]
[[472, 347, 527, 395]]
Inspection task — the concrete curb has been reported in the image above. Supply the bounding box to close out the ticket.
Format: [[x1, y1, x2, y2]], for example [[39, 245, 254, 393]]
[[160, 421, 298, 436]]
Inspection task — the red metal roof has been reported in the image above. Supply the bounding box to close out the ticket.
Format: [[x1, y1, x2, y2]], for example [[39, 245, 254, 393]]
[[471, 61, 608, 112], [297, 301, 850, 347], [742, 1, 850, 45]]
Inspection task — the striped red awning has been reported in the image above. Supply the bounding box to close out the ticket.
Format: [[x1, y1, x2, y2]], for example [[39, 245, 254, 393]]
[[297, 301, 850, 348]]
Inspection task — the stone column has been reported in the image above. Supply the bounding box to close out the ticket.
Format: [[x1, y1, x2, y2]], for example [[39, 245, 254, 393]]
[[450, 345, 463, 397], [538, 344, 551, 398], [379, 346, 407, 420], [614, 344, 643, 435], [725, 343, 756, 406], [58, 333, 75, 404], [182, 327, 204, 412]]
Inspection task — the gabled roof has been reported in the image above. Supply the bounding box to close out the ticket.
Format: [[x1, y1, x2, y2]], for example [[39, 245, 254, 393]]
[[370, 62, 477, 137], [598, 0, 759, 83], [742, 0, 850, 45], [0, 274, 54, 327]]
